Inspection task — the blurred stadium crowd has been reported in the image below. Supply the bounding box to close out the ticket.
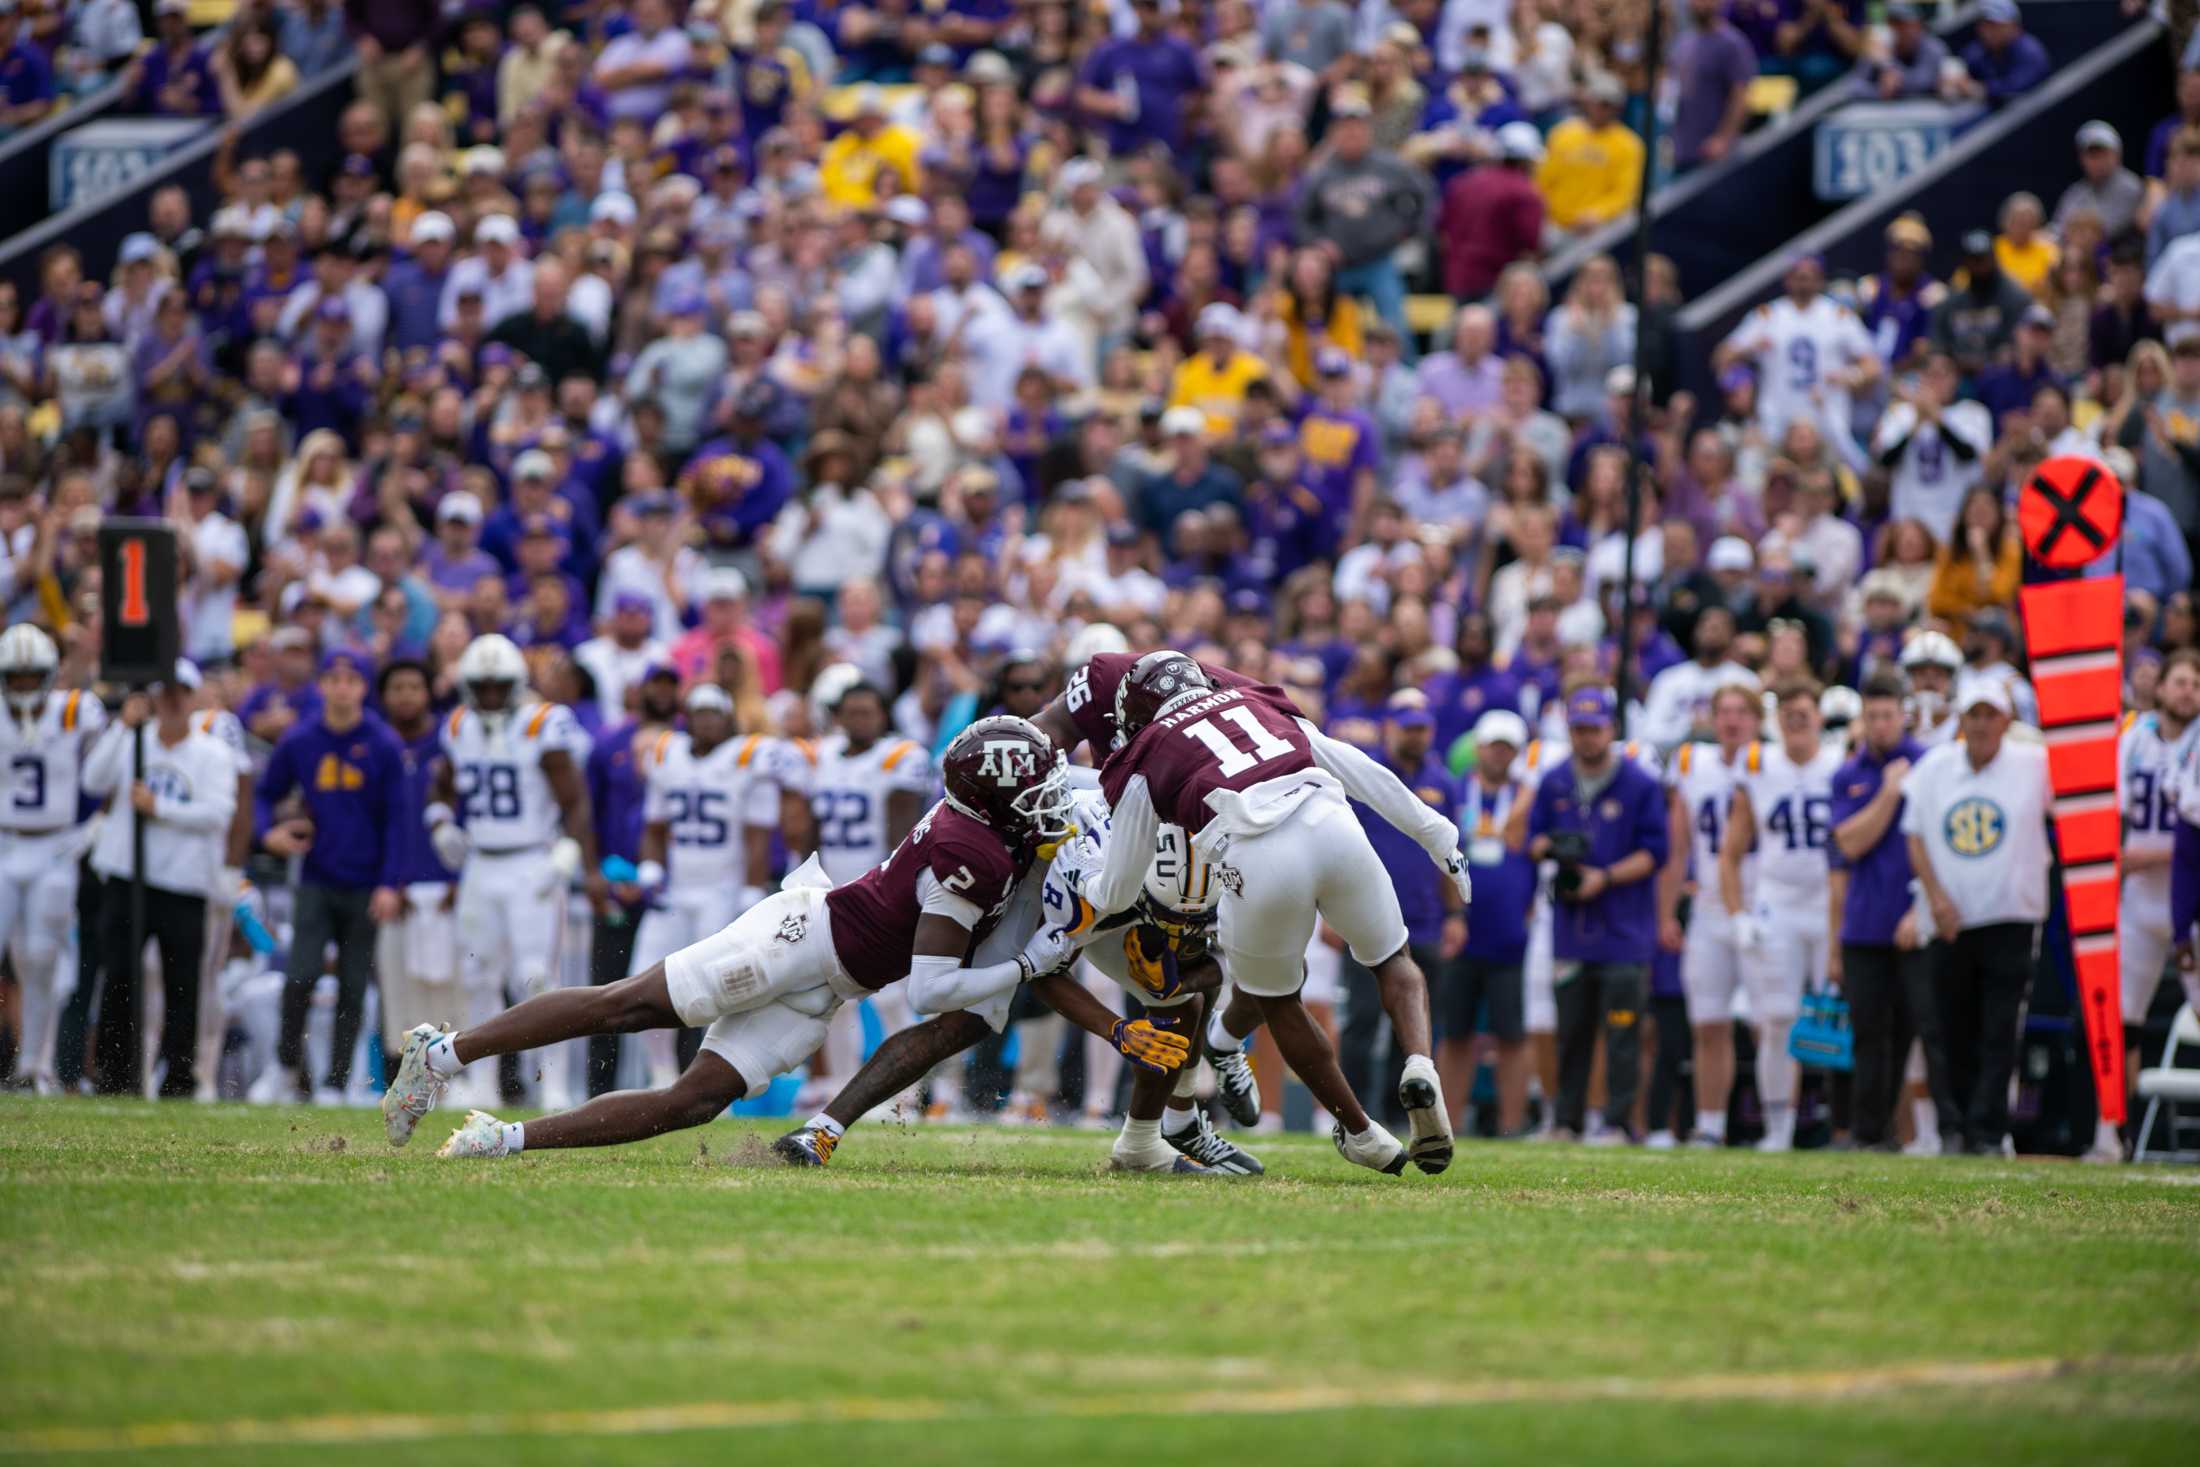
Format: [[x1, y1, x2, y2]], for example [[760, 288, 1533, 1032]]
[[0, 0, 2195, 1155]]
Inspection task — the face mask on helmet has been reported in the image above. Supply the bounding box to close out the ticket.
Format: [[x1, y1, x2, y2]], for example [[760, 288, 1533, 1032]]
[[0, 625, 59, 725], [1014, 757, 1078, 857]]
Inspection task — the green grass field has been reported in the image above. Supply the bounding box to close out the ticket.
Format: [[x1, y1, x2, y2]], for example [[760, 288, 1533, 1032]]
[[3, 1097, 2197, 1465]]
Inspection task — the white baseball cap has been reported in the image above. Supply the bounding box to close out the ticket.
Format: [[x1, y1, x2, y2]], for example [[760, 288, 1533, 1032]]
[[437, 491, 484, 524], [1959, 678, 2013, 717], [700, 566, 749, 603], [1195, 302, 1241, 340], [589, 191, 637, 226], [1160, 406, 1207, 436], [1471, 709, 1530, 749], [411, 210, 455, 244], [475, 214, 520, 246], [513, 449, 555, 481], [1707, 536, 1755, 573], [1497, 121, 1545, 163]]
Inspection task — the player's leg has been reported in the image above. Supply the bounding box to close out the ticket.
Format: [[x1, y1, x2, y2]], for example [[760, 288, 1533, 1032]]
[[773, 1010, 995, 1165], [10, 855, 74, 1091], [442, 1048, 753, 1157], [1684, 919, 1739, 1146], [1305, 808, 1451, 1173], [1199, 981, 1264, 1127], [2117, 907, 2172, 1155], [1746, 915, 1805, 1152], [1148, 993, 1261, 1174], [92, 880, 145, 1096], [1250, 982, 1405, 1173], [194, 871, 237, 1101]]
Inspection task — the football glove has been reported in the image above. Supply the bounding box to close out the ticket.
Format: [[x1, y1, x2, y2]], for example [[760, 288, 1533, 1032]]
[[1111, 1017, 1191, 1073], [1121, 926, 1184, 1001], [1015, 923, 1077, 982], [1441, 849, 1473, 907]]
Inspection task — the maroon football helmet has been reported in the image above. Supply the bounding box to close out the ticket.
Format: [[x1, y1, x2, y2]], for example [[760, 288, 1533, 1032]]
[[940, 715, 1075, 848], [1113, 650, 1211, 743]]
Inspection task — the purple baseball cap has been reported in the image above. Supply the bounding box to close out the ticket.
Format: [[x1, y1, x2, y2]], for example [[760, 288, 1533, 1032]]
[[612, 590, 653, 615], [1565, 685, 1617, 728], [1258, 420, 1298, 449], [640, 660, 680, 684], [1718, 362, 1756, 393], [1314, 346, 1353, 378], [1386, 690, 1435, 729]]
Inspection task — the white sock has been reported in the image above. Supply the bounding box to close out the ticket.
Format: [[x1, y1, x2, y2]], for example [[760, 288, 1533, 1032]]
[[424, 1035, 464, 1077], [1118, 1116, 1161, 1149], [1766, 1103, 1794, 1143], [1699, 1108, 1726, 1142], [502, 1122, 525, 1155], [1160, 1105, 1195, 1137], [1913, 1098, 1940, 1147], [807, 1113, 845, 1139], [1204, 1010, 1239, 1053]]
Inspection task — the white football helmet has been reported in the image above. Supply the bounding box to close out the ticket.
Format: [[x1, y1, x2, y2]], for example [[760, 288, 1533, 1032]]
[[455, 633, 529, 735], [1143, 823, 1218, 924], [0, 623, 59, 727]]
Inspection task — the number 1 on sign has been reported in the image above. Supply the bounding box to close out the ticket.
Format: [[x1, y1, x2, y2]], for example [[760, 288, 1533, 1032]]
[[118, 538, 150, 626], [1184, 705, 1293, 778]]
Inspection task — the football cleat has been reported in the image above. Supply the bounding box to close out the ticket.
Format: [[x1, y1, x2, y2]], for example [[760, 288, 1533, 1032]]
[[1205, 1040, 1261, 1128], [436, 1109, 511, 1159], [771, 1125, 838, 1167], [1165, 1110, 1264, 1175], [1398, 1055, 1453, 1175], [1333, 1120, 1409, 1175], [381, 1024, 450, 1148], [1109, 1130, 1211, 1174]]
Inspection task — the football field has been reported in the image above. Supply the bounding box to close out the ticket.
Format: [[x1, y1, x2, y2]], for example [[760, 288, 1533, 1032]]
[[3, 1097, 2197, 1465]]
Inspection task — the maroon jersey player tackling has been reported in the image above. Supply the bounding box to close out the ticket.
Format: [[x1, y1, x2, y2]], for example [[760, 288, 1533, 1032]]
[[1084, 652, 1475, 1175], [378, 716, 1187, 1160]]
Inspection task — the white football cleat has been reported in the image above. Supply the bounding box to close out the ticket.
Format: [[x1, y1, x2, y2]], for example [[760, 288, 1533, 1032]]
[[1108, 1130, 1209, 1174], [381, 1023, 450, 1148], [1398, 1054, 1453, 1175], [436, 1109, 511, 1159], [1333, 1120, 1409, 1175], [1643, 1129, 1678, 1151]]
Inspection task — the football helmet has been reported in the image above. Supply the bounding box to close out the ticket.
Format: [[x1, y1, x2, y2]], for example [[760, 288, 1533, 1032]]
[[1899, 631, 1962, 671], [455, 633, 529, 734], [1113, 649, 1210, 744], [1141, 823, 1217, 930], [940, 714, 1076, 851], [0, 623, 58, 727]]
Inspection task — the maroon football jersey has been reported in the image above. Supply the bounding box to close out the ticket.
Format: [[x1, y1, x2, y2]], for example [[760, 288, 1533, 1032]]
[[1099, 685, 1318, 834], [824, 800, 1026, 989], [1061, 653, 1262, 756]]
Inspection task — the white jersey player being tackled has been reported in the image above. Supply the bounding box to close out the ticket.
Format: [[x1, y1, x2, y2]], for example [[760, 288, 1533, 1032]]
[[771, 785, 1265, 1175], [1084, 652, 1474, 1176], [1718, 679, 1843, 1152], [0, 624, 105, 1094], [381, 716, 1189, 1157], [2120, 652, 2200, 1078], [423, 634, 601, 1098]]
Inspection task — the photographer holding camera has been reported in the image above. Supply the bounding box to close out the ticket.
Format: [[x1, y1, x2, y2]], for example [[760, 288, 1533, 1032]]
[[1524, 685, 1671, 1142]]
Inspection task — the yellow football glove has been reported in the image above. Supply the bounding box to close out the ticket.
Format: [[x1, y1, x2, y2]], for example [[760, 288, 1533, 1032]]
[[1111, 1017, 1191, 1073]]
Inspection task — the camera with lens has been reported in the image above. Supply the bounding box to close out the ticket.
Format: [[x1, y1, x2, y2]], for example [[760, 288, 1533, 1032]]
[[1549, 829, 1593, 901]]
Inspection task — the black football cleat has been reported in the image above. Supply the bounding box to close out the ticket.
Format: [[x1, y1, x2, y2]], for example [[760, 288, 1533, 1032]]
[[1165, 1109, 1265, 1175]]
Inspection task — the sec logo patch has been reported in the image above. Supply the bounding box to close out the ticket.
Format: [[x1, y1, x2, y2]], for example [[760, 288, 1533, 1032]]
[[1944, 796, 2005, 858]]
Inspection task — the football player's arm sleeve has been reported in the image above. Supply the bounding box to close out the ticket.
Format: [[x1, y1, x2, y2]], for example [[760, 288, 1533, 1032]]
[[904, 951, 1028, 1015], [1298, 718, 1458, 864], [1085, 776, 1157, 917]]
